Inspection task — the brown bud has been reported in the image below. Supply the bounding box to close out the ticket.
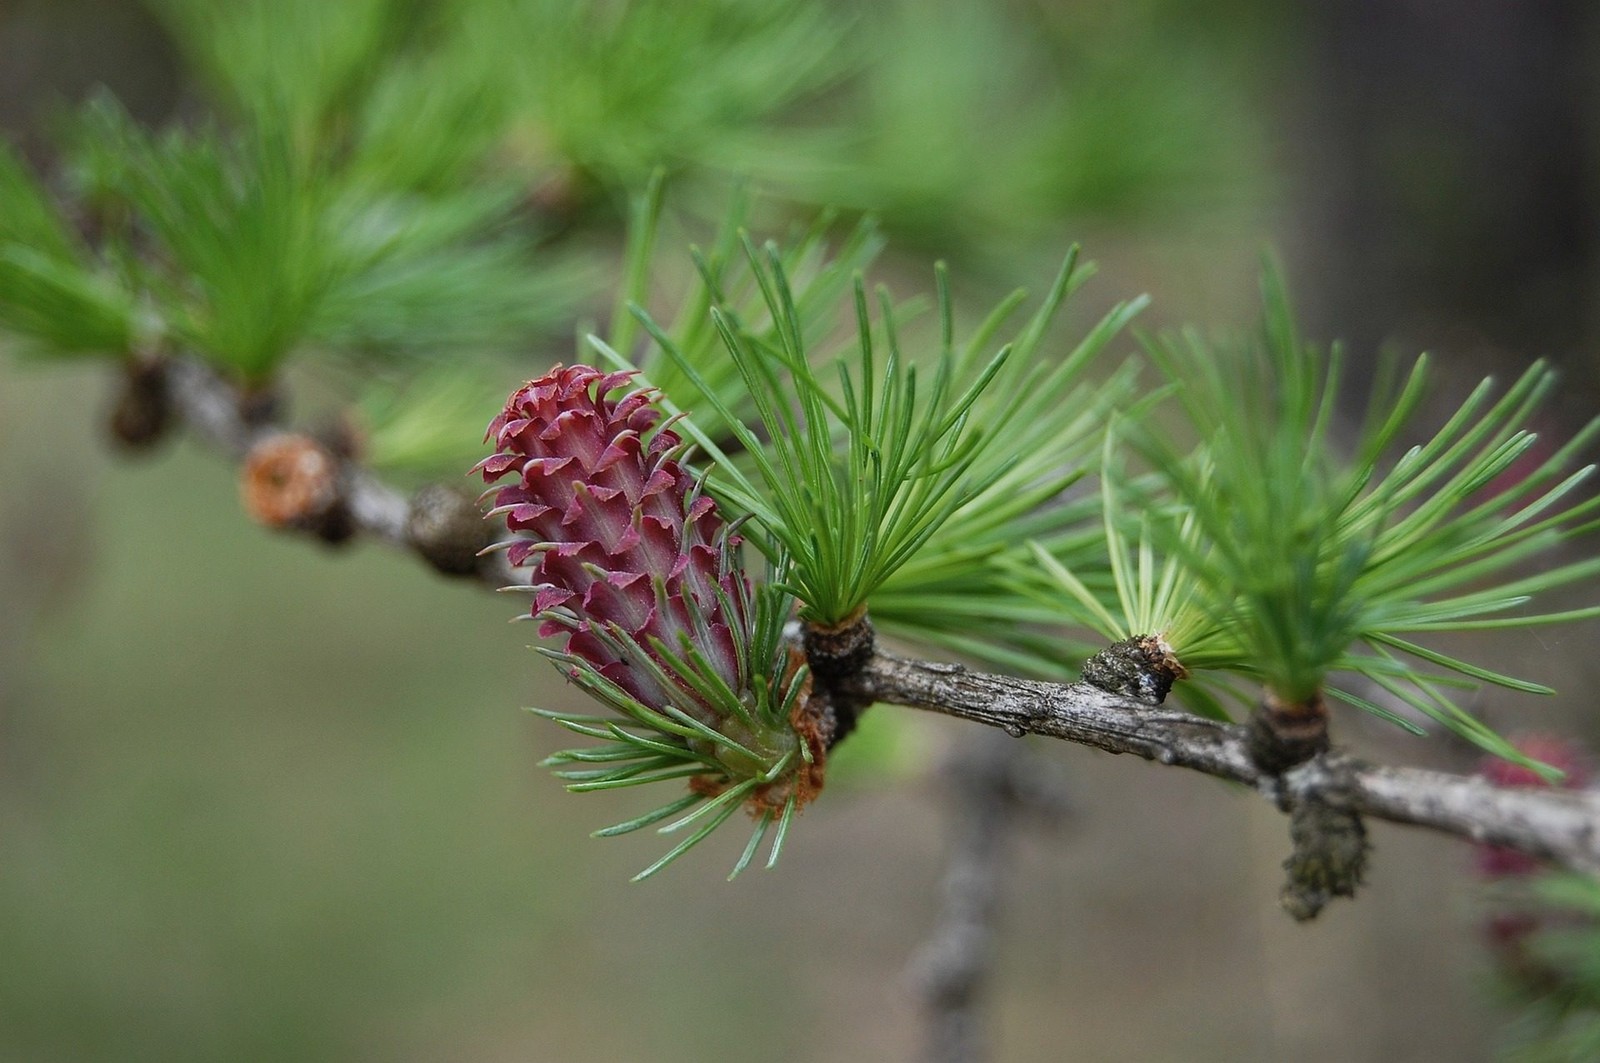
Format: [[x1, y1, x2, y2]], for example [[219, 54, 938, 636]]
[[1080, 634, 1187, 703], [241, 433, 352, 544], [405, 483, 490, 577], [108, 358, 172, 452]]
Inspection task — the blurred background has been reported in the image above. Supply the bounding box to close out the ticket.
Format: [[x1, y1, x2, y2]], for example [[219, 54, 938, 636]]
[[2, 1, 1598, 1060]]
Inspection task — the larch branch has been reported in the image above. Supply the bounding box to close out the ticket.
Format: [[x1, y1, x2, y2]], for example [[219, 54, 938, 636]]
[[842, 651, 1600, 875], [164, 356, 519, 588], [159, 355, 1600, 876]]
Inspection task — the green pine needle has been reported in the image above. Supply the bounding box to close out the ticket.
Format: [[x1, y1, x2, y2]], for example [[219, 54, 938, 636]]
[[868, 261, 1150, 673], [0, 139, 143, 358], [604, 180, 885, 447], [149, 0, 404, 147], [631, 240, 1127, 628], [479, 0, 853, 191], [1130, 262, 1600, 754], [527, 569, 811, 879]]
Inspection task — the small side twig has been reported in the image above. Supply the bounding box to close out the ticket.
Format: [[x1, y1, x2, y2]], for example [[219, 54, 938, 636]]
[[164, 356, 517, 586], [911, 730, 1071, 1063]]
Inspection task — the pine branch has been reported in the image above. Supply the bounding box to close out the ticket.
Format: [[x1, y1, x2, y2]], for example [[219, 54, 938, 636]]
[[161, 355, 520, 588], [841, 650, 1600, 875], [143, 354, 1600, 879]]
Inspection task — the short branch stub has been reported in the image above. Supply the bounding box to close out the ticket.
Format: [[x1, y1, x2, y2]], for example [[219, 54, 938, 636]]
[[1079, 634, 1186, 703]]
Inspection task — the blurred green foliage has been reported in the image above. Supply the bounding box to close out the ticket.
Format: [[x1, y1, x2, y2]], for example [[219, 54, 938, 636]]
[[768, 0, 1269, 251], [1119, 274, 1600, 763], [1, 0, 1267, 479], [9, 0, 1586, 1059], [1492, 873, 1600, 1061]]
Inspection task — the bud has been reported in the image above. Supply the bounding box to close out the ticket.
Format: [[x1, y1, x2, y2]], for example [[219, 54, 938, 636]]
[[241, 433, 354, 544], [479, 365, 825, 859]]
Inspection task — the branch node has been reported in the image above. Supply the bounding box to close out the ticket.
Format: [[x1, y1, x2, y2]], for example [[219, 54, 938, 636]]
[[801, 609, 877, 746], [236, 381, 285, 429], [801, 607, 876, 680], [406, 483, 492, 577], [1080, 634, 1185, 703], [108, 356, 174, 452], [1247, 690, 1330, 775]]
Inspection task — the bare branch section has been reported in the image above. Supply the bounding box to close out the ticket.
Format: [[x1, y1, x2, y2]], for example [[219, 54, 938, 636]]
[[163, 357, 518, 587], [843, 651, 1600, 875]]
